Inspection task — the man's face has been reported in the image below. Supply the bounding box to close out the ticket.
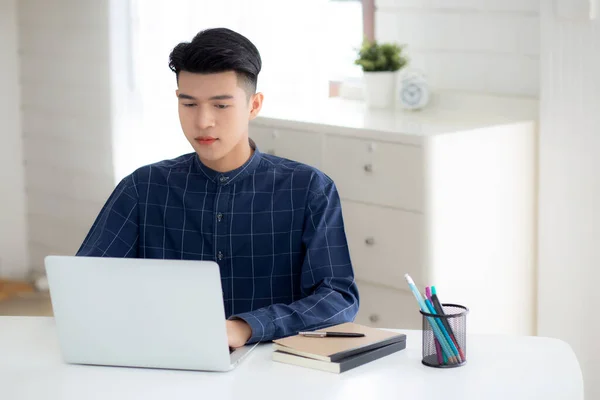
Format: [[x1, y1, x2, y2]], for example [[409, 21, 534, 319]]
[[176, 70, 259, 165]]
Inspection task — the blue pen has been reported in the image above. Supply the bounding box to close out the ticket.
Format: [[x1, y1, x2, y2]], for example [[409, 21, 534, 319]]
[[425, 298, 462, 362], [404, 274, 457, 364]]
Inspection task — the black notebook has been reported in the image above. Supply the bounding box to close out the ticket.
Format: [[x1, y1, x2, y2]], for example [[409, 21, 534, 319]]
[[272, 340, 406, 373]]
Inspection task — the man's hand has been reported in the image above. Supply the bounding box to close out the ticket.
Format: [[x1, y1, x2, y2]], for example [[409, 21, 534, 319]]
[[226, 319, 252, 348]]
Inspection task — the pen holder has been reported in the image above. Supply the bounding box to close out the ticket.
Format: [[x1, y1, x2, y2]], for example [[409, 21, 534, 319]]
[[420, 304, 468, 368]]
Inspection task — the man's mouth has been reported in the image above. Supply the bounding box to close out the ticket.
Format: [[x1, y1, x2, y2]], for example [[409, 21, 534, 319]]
[[195, 137, 218, 145]]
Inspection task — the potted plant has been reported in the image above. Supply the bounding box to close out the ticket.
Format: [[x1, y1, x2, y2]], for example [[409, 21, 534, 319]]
[[355, 39, 408, 109]]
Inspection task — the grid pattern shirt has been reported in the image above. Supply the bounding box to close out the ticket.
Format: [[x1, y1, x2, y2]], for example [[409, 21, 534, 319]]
[[76, 145, 359, 343]]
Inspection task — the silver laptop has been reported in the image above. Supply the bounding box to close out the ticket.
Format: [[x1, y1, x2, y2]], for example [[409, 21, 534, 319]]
[[44, 255, 257, 372]]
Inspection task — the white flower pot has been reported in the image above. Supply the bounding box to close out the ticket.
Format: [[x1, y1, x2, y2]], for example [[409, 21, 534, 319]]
[[363, 71, 397, 109]]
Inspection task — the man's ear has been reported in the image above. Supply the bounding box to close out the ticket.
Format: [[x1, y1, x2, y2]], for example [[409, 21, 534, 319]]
[[249, 92, 264, 120], [175, 89, 179, 98]]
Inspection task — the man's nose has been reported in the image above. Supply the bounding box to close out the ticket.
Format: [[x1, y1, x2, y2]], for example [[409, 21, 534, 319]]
[[195, 106, 215, 130]]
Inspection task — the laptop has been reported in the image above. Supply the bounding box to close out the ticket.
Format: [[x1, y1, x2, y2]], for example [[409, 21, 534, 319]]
[[44, 255, 257, 372]]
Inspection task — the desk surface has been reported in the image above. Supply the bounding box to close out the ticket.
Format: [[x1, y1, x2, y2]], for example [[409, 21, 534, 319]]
[[0, 317, 583, 400]]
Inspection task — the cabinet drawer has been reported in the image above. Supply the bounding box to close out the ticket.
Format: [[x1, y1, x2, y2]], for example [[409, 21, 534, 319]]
[[354, 280, 421, 330], [323, 136, 423, 211], [342, 201, 424, 290], [249, 125, 275, 153], [249, 125, 322, 168]]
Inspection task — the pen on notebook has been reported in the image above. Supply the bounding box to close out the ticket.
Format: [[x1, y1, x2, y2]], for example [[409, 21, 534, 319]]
[[431, 286, 466, 361], [404, 274, 457, 364], [298, 331, 365, 338]]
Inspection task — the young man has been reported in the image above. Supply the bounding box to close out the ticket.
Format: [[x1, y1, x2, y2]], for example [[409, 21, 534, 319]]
[[77, 28, 359, 348]]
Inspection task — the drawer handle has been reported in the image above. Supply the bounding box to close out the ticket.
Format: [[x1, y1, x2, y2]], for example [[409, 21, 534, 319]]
[[267, 149, 276, 155], [369, 314, 380, 323], [365, 237, 375, 246], [363, 164, 373, 173]]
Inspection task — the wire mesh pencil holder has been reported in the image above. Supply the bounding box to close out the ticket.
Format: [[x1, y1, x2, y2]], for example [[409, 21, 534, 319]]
[[420, 304, 468, 368]]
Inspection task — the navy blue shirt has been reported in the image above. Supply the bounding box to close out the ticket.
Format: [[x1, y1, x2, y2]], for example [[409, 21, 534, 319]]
[[77, 144, 359, 343]]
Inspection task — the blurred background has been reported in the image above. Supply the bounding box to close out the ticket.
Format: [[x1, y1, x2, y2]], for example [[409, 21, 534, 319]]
[[1, 0, 599, 397]]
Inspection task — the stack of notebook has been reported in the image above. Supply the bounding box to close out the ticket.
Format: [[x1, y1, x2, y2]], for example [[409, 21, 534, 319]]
[[272, 322, 407, 373]]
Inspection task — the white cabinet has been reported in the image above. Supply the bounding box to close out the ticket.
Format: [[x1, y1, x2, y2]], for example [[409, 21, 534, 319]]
[[323, 136, 424, 211], [341, 200, 424, 291], [248, 126, 275, 154], [251, 97, 536, 335], [354, 280, 420, 329], [249, 126, 322, 169]]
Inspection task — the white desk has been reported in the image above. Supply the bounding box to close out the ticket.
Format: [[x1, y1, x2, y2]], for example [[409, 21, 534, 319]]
[[0, 317, 583, 400]]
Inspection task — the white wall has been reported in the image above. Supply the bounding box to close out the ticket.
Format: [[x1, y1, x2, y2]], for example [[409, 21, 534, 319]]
[[538, 1, 600, 399], [375, 0, 540, 97], [17, 0, 115, 272], [0, 0, 29, 280]]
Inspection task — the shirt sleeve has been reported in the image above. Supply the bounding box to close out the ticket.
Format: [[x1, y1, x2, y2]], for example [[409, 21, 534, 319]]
[[232, 178, 360, 344], [76, 174, 140, 257]]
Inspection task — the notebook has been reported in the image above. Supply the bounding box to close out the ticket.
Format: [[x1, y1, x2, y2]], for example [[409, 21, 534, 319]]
[[273, 340, 406, 373], [272, 322, 407, 363]]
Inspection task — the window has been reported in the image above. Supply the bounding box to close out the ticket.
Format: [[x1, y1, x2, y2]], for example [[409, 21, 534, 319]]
[[325, 0, 365, 81]]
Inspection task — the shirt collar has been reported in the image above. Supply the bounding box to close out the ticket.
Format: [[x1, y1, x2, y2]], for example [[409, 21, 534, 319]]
[[194, 139, 263, 186]]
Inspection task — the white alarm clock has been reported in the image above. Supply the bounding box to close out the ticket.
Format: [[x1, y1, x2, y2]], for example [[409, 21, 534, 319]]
[[396, 69, 430, 110]]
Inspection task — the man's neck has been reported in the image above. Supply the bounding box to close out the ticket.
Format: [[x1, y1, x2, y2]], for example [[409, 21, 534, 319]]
[[201, 138, 253, 173]]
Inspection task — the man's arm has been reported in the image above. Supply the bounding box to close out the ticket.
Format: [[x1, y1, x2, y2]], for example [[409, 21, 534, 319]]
[[231, 178, 359, 344], [76, 174, 140, 257]]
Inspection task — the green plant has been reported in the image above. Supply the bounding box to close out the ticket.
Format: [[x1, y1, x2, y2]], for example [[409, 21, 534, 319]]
[[354, 39, 408, 72]]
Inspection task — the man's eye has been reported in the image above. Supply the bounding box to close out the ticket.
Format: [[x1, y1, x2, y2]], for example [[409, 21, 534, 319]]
[[183, 103, 196, 108], [215, 104, 229, 109]]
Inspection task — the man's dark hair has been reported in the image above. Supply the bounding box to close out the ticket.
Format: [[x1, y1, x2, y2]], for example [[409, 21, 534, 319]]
[[168, 27, 262, 97]]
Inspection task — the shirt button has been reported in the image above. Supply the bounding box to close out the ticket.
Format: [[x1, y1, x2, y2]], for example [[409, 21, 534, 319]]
[[217, 251, 224, 261], [219, 176, 229, 183], [216, 212, 223, 222]]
